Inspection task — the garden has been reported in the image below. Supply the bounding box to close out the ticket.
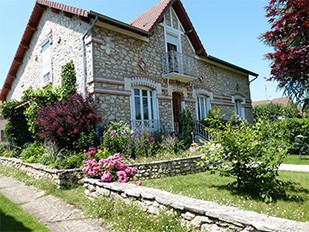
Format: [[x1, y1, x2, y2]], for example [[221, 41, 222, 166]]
[[0, 61, 308, 230]]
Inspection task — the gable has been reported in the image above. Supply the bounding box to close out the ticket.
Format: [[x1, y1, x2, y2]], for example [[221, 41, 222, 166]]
[[130, 0, 207, 57]]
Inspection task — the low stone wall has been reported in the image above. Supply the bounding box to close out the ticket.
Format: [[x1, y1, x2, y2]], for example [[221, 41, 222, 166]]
[[0, 155, 206, 187], [130, 155, 206, 179], [84, 178, 308, 232], [0, 157, 83, 188]]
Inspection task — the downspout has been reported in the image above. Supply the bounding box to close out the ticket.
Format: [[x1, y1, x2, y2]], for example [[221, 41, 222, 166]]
[[82, 16, 98, 98]]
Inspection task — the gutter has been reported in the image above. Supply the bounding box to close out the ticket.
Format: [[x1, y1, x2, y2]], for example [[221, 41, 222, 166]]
[[249, 76, 258, 84], [82, 16, 98, 98]]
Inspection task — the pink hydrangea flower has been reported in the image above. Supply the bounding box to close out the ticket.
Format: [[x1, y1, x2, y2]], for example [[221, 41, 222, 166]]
[[100, 171, 113, 182], [116, 170, 129, 183]]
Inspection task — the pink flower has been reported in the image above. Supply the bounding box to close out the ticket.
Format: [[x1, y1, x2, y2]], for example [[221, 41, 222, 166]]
[[116, 162, 126, 171], [100, 171, 113, 182], [116, 171, 129, 183], [136, 180, 142, 186]]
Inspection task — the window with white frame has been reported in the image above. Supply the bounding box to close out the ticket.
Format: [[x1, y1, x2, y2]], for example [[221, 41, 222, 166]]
[[196, 95, 211, 121], [131, 88, 159, 130], [232, 95, 245, 119], [41, 40, 52, 84]]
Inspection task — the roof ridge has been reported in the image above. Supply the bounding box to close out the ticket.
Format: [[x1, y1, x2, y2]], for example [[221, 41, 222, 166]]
[[36, 0, 89, 17]]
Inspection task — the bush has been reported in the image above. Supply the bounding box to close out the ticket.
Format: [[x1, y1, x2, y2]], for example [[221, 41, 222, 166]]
[[20, 142, 44, 163], [36, 93, 101, 150], [179, 109, 194, 148], [83, 153, 137, 182], [160, 134, 184, 154], [198, 118, 288, 202], [102, 121, 157, 159], [274, 118, 309, 155], [253, 102, 300, 121], [1, 101, 34, 151]]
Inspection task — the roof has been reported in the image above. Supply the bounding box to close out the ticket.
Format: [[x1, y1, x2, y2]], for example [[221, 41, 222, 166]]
[[1, 0, 258, 102], [130, 0, 207, 57], [252, 97, 291, 107]]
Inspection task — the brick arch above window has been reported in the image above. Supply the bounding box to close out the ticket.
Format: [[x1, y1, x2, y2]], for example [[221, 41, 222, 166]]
[[124, 77, 162, 94], [231, 94, 246, 104], [193, 89, 213, 100]]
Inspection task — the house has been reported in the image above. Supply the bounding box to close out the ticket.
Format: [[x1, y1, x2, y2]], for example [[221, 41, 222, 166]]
[[0, 0, 258, 133], [252, 97, 291, 107], [0, 92, 8, 142]]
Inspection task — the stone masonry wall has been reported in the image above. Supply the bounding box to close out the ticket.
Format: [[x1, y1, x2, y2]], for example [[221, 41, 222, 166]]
[[7, 9, 91, 101], [84, 179, 308, 232], [0, 157, 83, 188], [130, 155, 206, 180]]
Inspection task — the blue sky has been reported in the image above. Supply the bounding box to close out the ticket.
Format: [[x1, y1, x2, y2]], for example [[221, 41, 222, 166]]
[[0, 0, 284, 101]]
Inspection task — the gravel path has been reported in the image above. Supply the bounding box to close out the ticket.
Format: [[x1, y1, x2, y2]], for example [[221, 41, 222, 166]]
[[0, 174, 109, 232]]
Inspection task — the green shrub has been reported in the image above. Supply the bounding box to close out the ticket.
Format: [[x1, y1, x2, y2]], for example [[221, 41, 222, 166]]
[[179, 109, 194, 148], [253, 102, 300, 121], [199, 118, 288, 202], [20, 142, 44, 163], [1, 101, 34, 152], [274, 118, 309, 155]]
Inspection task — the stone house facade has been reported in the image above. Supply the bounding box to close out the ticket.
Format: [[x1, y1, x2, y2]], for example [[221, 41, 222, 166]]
[[1, 0, 258, 133]]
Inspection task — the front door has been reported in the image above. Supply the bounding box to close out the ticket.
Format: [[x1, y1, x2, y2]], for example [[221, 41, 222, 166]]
[[172, 92, 181, 133]]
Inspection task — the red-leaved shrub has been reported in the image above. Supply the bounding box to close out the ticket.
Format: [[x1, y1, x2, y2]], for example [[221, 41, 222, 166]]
[[36, 93, 101, 150]]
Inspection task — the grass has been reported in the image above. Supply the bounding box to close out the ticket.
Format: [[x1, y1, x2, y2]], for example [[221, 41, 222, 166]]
[[0, 165, 186, 232], [283, 154, 309, 165], [143, 171, 309, 222], [0, 193, 49, 232]]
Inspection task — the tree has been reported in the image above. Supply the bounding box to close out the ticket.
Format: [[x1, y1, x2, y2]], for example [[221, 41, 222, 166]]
[[261, 0, 309, 109]]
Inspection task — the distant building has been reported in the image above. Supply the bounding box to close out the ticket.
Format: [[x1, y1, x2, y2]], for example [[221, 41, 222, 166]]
[[252, 97, 291, 107]]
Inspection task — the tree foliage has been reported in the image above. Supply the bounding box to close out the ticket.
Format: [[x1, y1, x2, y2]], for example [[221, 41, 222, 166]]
[[1, 101, 33, 150], [36, 93, 101, 150], [253, 102, 300, 121], [262, 0, 309, 107]]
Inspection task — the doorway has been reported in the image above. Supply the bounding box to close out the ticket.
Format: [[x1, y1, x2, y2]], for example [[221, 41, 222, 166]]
[[172, 92, 182, 133]]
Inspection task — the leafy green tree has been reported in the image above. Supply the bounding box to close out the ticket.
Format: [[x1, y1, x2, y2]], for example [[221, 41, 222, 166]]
[[253, 102, 300, 121]]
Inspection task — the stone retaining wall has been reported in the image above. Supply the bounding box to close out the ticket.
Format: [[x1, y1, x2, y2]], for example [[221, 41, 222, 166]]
[[130, 155, 206, 179], [0, 155, 206, 186], [84, 178, 308, 232], [0, 157, 83, 188]]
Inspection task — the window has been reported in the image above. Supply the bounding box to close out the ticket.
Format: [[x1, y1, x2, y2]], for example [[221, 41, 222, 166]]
[[131, 88, 159, 130], [196, 95, 211, 121], [41, 40, 51, 83], [235, 100, 242, 117], [232, 95, 245, 119]]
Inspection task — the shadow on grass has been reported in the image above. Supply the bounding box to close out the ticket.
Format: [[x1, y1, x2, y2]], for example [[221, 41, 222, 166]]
[[0, 210, 31, 232], [211, 180, 308, 203]]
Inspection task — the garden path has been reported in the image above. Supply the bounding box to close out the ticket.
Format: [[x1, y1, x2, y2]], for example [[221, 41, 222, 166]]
[[0, 174, 109, 232], [279, 164, 309, 172]]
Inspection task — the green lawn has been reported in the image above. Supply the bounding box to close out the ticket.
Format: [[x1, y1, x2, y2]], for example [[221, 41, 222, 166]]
[[0, 193, 49, 232], [144, 171, 309, 222], [283, 154, 309, 165]]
